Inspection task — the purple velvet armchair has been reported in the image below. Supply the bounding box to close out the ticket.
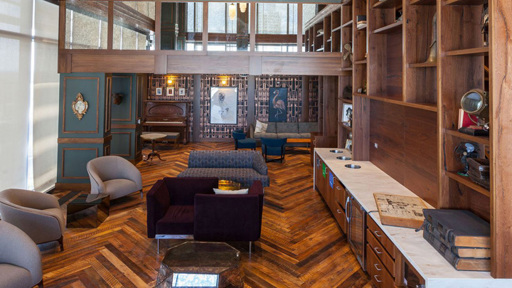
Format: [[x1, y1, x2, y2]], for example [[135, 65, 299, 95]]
[[146, 177, 264, 252]]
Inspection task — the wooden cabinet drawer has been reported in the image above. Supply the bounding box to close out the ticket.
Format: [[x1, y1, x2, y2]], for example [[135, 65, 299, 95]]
[[333, 178, 347, 210], [367, 228, 395, 278], [333, 202, 347, 233], [367, 215, 396, 259], [367, 244, 395, 288]]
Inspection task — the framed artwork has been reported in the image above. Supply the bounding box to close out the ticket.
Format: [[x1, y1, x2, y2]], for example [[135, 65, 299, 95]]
[[156, 88, 163, 96], [210, 87, 238, 125], [167, 87, 174, 97], [342, 103, 353, 126], [268, 87, 287, 122], [179, 88, 186, 96], [345, 139, 352, 151]]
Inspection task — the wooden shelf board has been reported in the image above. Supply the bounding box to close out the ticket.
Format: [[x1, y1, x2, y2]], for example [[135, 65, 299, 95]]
[[341, 98, 353, 104], [341, 20, 353, 28], [410, 0, 436, 5], [332, 26, 342, 33], [342, 0, 352, 6], [316, 48, 324, 52], [446, 47, 489, 56], [341, 67, 353, 71], [357, 23, 367, 30], [408, 62, 437, 68], [354, 59, 367, 64], [446, 0, 487, 5], [446, 171, 490, 197], [316, 32, 324, 38], [373, 0, 402, 9], [340, 123, 353, 131], [327, 38, 332, 43], [373, 21, 403, 34], [362, 94, 438, 112], [444, 129, 490, 145], [353, 92, 367, 97]]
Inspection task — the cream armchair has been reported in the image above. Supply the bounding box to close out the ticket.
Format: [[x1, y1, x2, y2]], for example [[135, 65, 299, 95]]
[[87, 156, 143, 200], [0, 189, 65, 251], [0, 221, 43, 288]]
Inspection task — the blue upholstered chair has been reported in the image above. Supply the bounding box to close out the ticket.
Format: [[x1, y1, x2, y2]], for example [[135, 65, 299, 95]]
[[261, 137, 287, 163], [233, 130, 256, 150]]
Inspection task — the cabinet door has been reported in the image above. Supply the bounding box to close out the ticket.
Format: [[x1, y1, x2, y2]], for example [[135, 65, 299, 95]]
[[403, 259, 425, 288], [314, 155, 325, 194]]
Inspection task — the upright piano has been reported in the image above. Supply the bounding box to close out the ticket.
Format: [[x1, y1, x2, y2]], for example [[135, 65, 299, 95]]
[[143, 100, 190, 144]]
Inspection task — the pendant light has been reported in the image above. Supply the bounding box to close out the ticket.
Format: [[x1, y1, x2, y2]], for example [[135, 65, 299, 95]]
[[229, 3, 236, 20], [239, 3, 247, 13]]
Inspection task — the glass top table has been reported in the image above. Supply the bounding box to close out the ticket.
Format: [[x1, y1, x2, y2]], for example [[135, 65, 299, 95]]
[[156, 241, 243, 288]]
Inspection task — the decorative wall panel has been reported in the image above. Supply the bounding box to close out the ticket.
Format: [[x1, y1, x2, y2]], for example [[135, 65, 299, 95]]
[[200, 75, 249, 139]]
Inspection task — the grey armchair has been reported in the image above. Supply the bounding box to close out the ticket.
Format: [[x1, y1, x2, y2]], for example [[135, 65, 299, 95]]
[[0, 189, 65, 251], [0, 221, 44, 288], [0, 221, 43, 288], [87, 156, 143, 200]]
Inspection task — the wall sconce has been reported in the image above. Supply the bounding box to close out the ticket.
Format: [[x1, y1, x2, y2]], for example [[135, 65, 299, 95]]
[[229, 3, 236, 20], [219, 76, 229, 86], [167, 78, 173, 84], [239, 3, 247, 13]]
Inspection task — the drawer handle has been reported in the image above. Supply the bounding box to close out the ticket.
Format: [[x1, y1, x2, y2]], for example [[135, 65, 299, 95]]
[[374, 230, 382, 237], [374, 275, 382, 283], [337, 209, 343, 214], [374, 263, 382, 271], [373, 246, 382, 255]]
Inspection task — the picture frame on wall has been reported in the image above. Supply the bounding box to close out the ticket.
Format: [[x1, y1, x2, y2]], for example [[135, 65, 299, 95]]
[[210, 87, 238, 125], [156, 87, 163, 96], [342, 103, 353, 127], [167, 87, 174, 97], [268, 87, 288, 122], [179, 88, 186, 96]]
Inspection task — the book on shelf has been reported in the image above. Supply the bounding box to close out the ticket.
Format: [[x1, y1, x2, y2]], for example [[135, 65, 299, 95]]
[[423, 209, 490, 248], [424, 222, 490, 258], [423, 229, 490, 271]]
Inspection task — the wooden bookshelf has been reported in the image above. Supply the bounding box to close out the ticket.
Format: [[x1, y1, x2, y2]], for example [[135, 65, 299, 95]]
[[408, 62, 437, 68], [445, 0, 487, 5], [446, 171, 490, 197], [444, 129, 490, 145], [373, 21, 403, 34], [341, 20, 353, 28], [410, 0, 436, 5], [372, 0, 402, 9], [445, 47, 489, 56]]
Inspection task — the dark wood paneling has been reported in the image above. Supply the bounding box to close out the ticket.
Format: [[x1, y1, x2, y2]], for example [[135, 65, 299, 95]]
[[370, 101, 438, 207]]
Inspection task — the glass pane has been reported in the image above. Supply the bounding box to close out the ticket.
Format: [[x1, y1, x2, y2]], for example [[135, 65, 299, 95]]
[[302, 4, 317, 52], [65, 0, 108, 49], [114, 1, 155, 50], [162, 2, 202, 51], [255, 3, 297, 52], [208, 3, 250, 51]]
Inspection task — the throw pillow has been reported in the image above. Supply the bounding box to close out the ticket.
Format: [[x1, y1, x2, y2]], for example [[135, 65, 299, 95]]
[[255, 120, 268, 133], [213, 188, 249, 195]]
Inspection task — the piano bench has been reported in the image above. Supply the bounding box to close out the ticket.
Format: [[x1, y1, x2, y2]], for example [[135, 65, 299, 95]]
[[142, 132, 180, 148]]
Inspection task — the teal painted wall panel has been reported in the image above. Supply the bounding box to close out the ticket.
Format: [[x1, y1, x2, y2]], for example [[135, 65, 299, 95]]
[[111, 130, 134, 157], [57, 143, 103, 183], [59, 73, 106, 138], [112, 75, 134, 123]]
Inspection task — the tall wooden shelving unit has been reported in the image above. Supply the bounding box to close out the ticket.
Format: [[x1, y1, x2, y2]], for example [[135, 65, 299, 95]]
[[306, 0, 512, 279]]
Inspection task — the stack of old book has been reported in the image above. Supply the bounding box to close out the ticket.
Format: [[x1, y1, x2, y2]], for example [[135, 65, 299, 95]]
[[422, 209, 490, 271]]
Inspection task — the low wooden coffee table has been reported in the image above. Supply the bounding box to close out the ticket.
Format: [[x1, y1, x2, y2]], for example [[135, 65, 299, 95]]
[[156, 241, 243, 288], [286, 138, 311, 153]]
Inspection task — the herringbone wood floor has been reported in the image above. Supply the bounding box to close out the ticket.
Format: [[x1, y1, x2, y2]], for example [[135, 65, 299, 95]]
[[44, 142, 371, 287]]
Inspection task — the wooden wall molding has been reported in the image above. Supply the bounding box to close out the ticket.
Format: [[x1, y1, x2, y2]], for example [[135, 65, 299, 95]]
[[111, 75, 133, 122], [111, 131, 132, 157], [58, 135, 112, 144], [61, 148, 98, 179]]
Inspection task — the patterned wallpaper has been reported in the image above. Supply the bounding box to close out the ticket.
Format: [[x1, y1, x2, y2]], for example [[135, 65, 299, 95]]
[[148, 74, 319, 140]]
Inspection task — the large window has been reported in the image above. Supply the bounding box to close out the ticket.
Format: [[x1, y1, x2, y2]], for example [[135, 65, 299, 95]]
[[207, 3, 249, 51], [255, 3, 298, 52], [0, 0, 59, 192]]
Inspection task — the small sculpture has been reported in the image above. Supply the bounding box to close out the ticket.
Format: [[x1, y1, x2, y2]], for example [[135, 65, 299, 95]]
[[113, 93, 124, 105], [343, 43, 353, 65], [425, 13, 437, 63]]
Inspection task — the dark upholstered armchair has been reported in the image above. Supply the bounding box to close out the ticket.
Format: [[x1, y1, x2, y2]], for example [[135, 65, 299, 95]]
[[146, 177, 264, 253], [261, 137, 287, 162], [232, 130, 256, 150]]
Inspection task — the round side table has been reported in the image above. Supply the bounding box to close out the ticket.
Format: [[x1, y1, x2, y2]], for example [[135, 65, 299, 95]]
[[141, 133, 167, 164]]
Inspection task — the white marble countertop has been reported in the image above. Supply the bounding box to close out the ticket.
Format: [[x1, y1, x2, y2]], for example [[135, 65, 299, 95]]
[[314, 148, 511, 288]]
